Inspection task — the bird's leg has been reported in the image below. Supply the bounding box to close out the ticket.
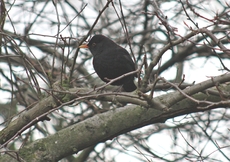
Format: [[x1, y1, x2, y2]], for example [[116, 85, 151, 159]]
[[113, 85, 123, 92], [94, 85, 106, 93]]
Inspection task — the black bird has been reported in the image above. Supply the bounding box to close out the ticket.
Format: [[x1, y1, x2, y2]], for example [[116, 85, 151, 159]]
[[79, 34, 136, 92]]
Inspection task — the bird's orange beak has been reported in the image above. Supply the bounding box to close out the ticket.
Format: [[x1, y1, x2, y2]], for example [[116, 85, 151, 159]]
[[79, 44, 89, 48]]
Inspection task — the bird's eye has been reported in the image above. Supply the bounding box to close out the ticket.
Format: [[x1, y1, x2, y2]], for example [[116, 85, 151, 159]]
[[92, 43, 96, 47]]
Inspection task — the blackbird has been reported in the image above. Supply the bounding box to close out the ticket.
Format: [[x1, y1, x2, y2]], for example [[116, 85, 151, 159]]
[[79, 34, 137, 92]]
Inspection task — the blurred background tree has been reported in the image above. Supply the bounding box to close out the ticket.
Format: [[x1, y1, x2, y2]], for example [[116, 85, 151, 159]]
[[0, 0, 230, 161]]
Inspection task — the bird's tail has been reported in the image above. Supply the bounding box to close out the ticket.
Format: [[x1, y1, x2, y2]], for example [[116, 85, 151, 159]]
[[123, 81, 137, 92]]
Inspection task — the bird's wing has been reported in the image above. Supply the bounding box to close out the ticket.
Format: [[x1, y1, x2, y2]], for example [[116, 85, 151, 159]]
[[115, 47, 136, 72]]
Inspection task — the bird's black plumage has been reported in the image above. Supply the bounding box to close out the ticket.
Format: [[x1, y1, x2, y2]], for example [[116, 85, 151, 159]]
[[80, 34, 136, 92]]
